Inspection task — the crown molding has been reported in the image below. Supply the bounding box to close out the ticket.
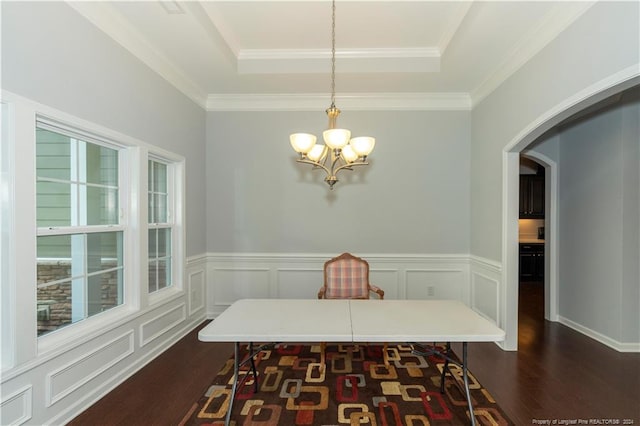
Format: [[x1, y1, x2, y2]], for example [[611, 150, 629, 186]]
[[471, 1, 596, 107], [237, 48, 440, 74], [206, 92, 472, 111], [438, 2, 473, 55], [67, 2, 207, 108]]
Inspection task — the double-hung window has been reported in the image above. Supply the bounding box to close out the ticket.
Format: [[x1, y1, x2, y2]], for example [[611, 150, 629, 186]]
[[35, 122, 124, 337], [148, 159, 172, 293]]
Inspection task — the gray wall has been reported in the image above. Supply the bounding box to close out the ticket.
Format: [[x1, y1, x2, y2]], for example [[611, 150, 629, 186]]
[[206, 110, 471, 254], [471, 1, 639, 261], [557, 95, 639, 343], [1, 1, 207, 256]]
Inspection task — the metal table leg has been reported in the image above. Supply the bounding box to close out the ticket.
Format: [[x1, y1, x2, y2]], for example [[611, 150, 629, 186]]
[[462, 342, 476, 426], [413, 342, 476, 426], [225, 342, 240, 426], [224, 341, 273, 426]]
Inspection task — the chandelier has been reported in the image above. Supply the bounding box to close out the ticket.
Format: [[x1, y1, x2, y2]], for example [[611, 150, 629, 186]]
[[289, 0, 375, 190]]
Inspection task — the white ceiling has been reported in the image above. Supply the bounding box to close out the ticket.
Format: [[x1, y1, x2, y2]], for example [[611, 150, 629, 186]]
[[68, 1, 595, 110]]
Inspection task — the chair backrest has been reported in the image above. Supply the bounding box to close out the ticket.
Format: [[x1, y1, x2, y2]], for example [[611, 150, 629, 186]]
[[323, 253, 371, 299]]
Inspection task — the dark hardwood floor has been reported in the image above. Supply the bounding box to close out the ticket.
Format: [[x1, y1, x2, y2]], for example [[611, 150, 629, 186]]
[[69, 287, 640, 425]]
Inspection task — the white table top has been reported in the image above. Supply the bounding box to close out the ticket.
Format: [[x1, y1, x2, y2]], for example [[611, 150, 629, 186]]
[[198, 298, 505, 343], [198, 299, 353, 342], [349, 299, 505, 342]]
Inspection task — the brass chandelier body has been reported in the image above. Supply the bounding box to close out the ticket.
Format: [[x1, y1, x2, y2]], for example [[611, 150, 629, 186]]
[[289, 0, 375, 189]]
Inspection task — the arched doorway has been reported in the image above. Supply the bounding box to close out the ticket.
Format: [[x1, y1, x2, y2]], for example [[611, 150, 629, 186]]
[[501, 74, 639, 351]]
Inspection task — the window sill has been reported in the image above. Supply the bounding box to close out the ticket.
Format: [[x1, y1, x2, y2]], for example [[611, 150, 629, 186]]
[[148, 285, 184, 307], [37, 304, 137, 357]]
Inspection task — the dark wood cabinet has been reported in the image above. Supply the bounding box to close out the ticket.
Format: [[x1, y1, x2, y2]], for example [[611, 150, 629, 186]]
[[519, 243, 544, 282], [519, 175, 544, 218]]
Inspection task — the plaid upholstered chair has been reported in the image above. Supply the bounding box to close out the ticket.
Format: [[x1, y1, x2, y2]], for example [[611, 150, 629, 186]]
[[317, 252, 384, 300], [317, 253, 386, 365]]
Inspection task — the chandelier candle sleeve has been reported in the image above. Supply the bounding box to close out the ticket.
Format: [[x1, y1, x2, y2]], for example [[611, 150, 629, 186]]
[[288, 0, 375, 190]]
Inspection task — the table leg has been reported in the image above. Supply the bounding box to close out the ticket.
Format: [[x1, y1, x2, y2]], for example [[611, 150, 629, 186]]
[[462, 342, 476, 426], [413, 342, 476, 426], [225, 342, 240, 426], [248, 342, 259, 393], [440, 342, 451, 394]]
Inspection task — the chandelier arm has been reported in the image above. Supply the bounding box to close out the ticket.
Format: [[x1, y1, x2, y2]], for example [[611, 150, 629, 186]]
[[333, 161, 368, 175], [296, 158, 331, 175]]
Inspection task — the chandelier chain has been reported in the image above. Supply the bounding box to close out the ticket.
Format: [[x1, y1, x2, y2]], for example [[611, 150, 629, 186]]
[[330, 0, 336, 107]]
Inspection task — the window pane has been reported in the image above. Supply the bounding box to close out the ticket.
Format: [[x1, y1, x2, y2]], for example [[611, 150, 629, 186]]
[[148, 193, 154, 223], [85, 142, 118, 186], [86, 186, 118, 225], [37, 281, 73, 336], [157, 228, 171, 258], [148, 229, 157, 258], [148, 260, 157, 293], [152, 162, 167, 193], [88, 271, 121, 316], [37, 235, 72, 283], [154, 194, 167, 223], [36, 181, 72, 227], [158, 259, 170, 290], [148, 193, 167, 223], [36, 129, 71, 181], [87, 232, 123, 273]]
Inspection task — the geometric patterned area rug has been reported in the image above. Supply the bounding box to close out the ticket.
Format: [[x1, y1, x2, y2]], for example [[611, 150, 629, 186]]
[[180, 343, 513, 425]]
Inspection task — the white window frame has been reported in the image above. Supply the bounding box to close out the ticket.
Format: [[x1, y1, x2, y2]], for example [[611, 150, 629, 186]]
[[147, 156, 174, 294], [35, 117, 130, 344], [146, 153, 184, 306]]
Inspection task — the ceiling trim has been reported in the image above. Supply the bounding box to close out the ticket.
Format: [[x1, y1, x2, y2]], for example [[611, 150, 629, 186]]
[[237, 48, 440, 74], [470, 1, 596, 107], [438, 2, 473, 55], [67, 2, 207, 108], [206, 92, 472, 111], [68, 1, 597, 113]]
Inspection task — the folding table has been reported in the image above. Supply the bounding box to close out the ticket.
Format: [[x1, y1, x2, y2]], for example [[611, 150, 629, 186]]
[[198, 298, 505, 426]]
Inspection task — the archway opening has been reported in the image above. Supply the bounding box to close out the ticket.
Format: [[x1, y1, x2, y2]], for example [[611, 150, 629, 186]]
[[501, 76, 639, 351]]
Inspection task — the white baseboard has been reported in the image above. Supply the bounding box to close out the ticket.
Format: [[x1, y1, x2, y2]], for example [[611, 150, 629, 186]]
[[558, 316, 640, 353]]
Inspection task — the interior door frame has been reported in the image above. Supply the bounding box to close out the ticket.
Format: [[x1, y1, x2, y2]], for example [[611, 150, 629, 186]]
[[520, 152, 558, 322]]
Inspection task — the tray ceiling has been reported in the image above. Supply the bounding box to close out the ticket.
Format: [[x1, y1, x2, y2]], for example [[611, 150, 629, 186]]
[[68, 1, 595, 110]]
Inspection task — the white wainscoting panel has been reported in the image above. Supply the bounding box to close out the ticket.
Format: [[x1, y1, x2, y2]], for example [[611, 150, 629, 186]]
[[188, 269, 206, 317], [212, 268, 271, 306], [276, 269, 324, 298], [46, 331, 134, 406], [369, 269, 401, 299], [405, 269, 466, 300], [0, 385, 33, 425], [139, 304, 186, 348], [470, 256, 502, 325], [205, 253, 473, 317]]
